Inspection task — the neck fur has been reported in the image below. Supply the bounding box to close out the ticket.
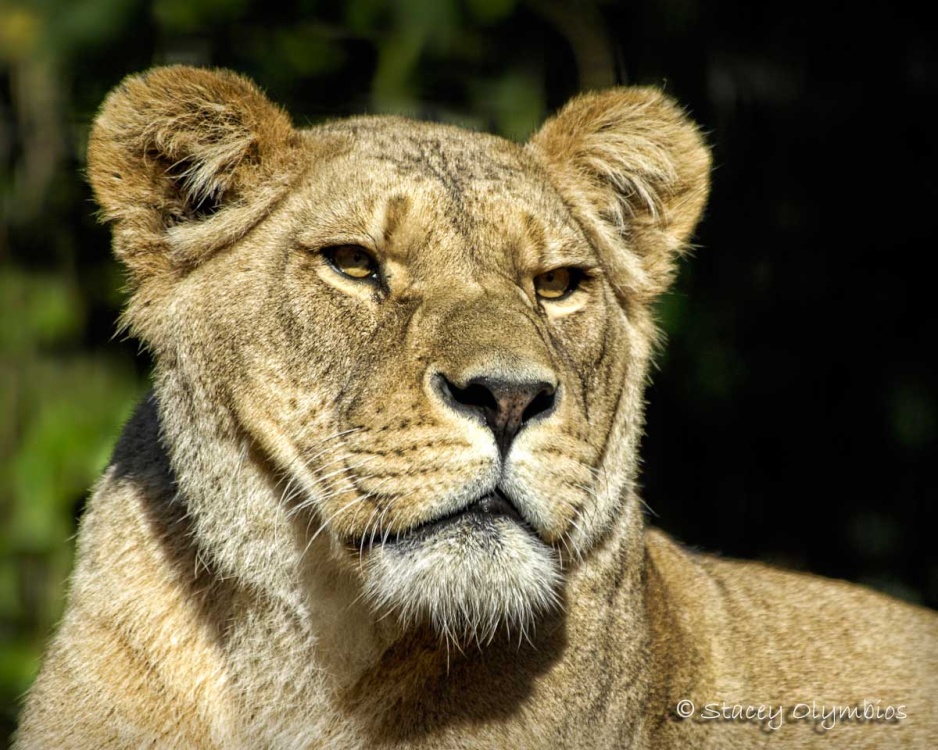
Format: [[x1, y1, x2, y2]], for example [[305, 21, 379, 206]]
[[151, 356, 650, 733]]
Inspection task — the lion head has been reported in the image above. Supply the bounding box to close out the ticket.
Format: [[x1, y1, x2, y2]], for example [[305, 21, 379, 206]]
[[88, 67, 710, 644]]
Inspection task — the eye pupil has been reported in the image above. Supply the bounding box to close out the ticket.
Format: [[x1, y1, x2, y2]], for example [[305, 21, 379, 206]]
[[534, 267, 579, 301], [325, 245, 377, 281]]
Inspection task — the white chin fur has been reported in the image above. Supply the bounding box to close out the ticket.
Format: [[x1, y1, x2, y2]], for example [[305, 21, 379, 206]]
[[363, 518, 562, 645]]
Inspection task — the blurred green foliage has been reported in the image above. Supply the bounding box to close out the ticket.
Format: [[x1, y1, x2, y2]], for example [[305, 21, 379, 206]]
[[0, 274, 144, 729]]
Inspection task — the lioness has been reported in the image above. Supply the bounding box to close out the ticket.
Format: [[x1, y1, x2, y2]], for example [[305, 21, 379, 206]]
[[15, 67, 938, 749]]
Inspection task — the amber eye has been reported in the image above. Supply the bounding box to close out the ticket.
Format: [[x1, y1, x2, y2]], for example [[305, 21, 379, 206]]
[[324, 245, 379, 280], [534, 268, 580, 300]]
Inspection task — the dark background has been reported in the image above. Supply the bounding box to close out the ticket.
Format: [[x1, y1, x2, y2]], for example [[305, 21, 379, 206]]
[[1, 0, 935, 742]]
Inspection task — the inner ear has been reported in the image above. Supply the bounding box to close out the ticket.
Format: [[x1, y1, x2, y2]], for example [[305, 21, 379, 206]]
[[88, 66, 300, 274], [527, 87, 711, 304], [157, 151, 232, 225]]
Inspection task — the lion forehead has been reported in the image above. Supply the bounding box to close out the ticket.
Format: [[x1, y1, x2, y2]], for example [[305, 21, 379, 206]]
[[303, 118, 561, 208], [287, 119, 586, 275]]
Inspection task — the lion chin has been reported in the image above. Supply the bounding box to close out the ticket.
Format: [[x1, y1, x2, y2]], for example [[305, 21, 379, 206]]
[[361, 492, 562, 645]]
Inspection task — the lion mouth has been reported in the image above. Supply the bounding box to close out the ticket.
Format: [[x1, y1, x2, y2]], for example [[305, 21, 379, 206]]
[[422, 488, 524, 531], [370, 489, 527, 548]]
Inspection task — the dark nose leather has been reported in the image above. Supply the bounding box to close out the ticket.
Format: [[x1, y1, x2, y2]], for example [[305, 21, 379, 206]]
[[435, 374, 557, 455]]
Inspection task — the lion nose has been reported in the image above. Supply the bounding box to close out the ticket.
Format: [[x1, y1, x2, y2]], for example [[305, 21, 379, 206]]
[[434, 374, 557, 454]]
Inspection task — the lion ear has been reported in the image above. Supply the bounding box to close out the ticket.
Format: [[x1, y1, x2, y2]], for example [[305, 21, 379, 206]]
[[527, 88, 711, 304], [88, 66, 299, 279]]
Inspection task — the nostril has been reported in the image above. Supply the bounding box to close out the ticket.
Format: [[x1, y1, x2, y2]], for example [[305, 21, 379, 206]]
[[434, 372, 558, 454], [446, 379, 499, 413], [521, 386, 555, 424], [435, 374, 499, 414]]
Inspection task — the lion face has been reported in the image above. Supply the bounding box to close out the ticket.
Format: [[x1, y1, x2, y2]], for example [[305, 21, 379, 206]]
[[187, 121, 635, 640], [225, 123, 631, 640], [88, 67, 710, 643]]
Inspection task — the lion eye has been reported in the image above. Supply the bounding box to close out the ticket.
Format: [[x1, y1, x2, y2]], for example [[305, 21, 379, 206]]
[[324, 245, 379, 280], [534, 268, 580, 300]]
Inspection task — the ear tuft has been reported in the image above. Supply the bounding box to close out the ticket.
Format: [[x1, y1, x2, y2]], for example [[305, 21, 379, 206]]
[[88, 66, 299, 275], [528, 88, 711, 304]]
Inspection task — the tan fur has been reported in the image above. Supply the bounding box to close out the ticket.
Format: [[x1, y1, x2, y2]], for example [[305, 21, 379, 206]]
[[16, 67, 938, 749]]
